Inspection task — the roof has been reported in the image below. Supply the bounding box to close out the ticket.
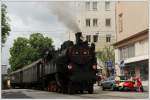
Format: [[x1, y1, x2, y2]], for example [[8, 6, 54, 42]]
[[21, 59, 42, 70], [10, 59, 42, 75]]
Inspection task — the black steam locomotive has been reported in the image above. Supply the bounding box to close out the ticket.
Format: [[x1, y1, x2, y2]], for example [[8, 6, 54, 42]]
[[10, 32, 97, 94]]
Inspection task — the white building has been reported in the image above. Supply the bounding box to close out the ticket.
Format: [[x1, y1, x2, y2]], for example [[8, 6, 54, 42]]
[[76, 1, 116, 52]]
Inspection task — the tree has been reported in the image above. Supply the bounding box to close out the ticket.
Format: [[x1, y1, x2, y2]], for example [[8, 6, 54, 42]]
[[9, 37, 29, 57], [29, 33, 53, 57], [1, 4, 11, 45], [97, 46, 115, 77], [9, 37, 30, 70], [97, 46, 115, 63], [7, 68, 11, 74], [9, 33, 53, 71]]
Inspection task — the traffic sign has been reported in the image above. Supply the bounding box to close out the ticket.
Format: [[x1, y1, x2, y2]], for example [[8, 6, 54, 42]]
[[105, 60, 113, 67]]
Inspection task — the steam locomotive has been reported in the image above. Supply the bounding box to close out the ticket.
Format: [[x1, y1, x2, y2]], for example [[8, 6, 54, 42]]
[[10, 32, 97, 94]]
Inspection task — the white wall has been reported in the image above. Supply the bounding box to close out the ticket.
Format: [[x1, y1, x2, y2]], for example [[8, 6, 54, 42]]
[[76, 1, 116, 51], [77, 1, 116, 33], [135, 39, 148, 56], [115, 49, 120, 63]]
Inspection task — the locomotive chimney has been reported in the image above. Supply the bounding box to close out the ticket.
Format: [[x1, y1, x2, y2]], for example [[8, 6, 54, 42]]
[[75, 32, 83, 45]]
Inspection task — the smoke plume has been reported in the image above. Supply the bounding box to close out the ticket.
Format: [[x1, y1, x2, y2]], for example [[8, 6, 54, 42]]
[[49, 1, 81, 32]]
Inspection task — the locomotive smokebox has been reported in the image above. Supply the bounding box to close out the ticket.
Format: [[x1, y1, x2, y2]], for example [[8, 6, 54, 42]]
[[75, 32, 83, 45]]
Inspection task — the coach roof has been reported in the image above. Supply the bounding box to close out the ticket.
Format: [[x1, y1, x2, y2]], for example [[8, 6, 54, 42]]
[[10, 58, 42, 75]]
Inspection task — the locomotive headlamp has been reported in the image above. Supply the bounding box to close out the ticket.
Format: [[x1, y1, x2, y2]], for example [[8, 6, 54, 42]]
[[68, 64, 72, 69], [83, 51, 87, 54], [92, 65, 97, 70]]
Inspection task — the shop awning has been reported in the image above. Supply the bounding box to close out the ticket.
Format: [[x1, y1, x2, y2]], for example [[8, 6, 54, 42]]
[[124, 55, 148, 64]]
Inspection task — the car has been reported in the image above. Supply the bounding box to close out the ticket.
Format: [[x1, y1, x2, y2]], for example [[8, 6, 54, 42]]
[[101, 76, 125, 91]]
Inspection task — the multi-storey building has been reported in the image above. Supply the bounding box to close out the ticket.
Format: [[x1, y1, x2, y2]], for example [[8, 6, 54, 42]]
[[75, 1, 116, 52], [65, 1, 116, 75], [113, 1, 149, 81]]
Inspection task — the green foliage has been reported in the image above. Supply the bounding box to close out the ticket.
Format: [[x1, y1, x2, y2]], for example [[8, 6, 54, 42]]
[[29, 33, 53, 56], [97, 46, 115, 66], [7, 68, 12, 75], [97, 46, 115, 76], [9, 33, 53, 71], [1, 4, 11, 44]]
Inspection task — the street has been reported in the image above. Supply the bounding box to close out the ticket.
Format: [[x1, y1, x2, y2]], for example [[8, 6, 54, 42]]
[[2, 85, 149, 99]]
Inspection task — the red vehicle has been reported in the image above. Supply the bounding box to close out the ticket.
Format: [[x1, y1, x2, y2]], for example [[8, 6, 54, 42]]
[[121, 81, 135, 91], [118, 77, 144, 92], [133, 77, 144, 92]]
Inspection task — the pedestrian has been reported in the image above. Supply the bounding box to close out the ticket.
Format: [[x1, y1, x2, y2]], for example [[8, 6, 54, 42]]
[[134, 77, 144, 92], [129, 76, 133, 81], [97, 75, 101, 86]]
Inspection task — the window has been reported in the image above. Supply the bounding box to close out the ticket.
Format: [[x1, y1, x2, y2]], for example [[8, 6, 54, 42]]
[[139, 39, 148, 55], [105, 1, 110, 10], [85, 2, 90, 10], [120, 44, 135, 60], [140, 64, 148, 80], [86, 19, 90, 27], [93, 18, 98, 27], [86, 35, 91, 42], [106, 34, 111, 42], [93, 2, 97, 10], [119, 13, 123, 32], [93, 35, 98, 42], [128, 68, 135, 78], [128, 44, 135, 58], [120, 47, 126, 60], [106, 18, 111, 27]]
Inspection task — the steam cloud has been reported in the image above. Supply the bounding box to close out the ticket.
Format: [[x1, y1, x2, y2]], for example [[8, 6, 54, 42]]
[[49, 1, 81, 32]]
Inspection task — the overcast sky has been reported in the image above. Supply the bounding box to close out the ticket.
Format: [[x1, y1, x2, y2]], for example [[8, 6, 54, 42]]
[[2, 1, 78, 68]]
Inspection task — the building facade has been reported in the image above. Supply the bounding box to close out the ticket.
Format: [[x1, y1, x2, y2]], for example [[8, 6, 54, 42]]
[[76, 1, 116, 52], [114, 1, 149, 81], [2, 65, 10, 89]]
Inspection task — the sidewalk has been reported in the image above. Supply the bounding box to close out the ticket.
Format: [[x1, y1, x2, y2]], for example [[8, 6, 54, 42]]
[[94, 81, 149, 92], [94, 84, 101, 90], [142, 81, 149, 92]]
